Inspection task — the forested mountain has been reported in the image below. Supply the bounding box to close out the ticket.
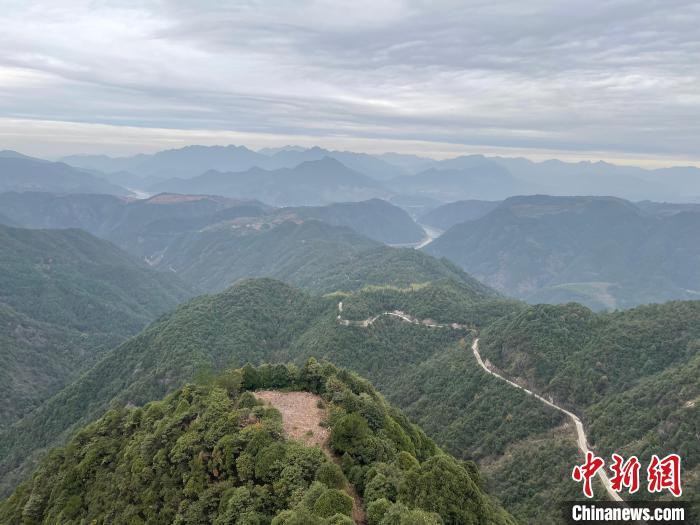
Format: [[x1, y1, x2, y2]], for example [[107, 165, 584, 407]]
[[1, 277, 696, 519], [0, 224, 194, 431], [480, 301, 700, 510], [491, 157, 700, 202], [419, 200, 500, 231], [285, 199, 425, 245], [157, 220, 476, 294], [150, 158, 389, 206], [157, 220, 377, 292], [0, 303, 117, 430], [3, 150, 699, 522], [0, 225, 193, 333], [0, 192, 424, 258], [0, 192, 271, 260], [0, 191, 127, 233], [635, 200, 700, 216], [0, 362, 514, 525], [0, 279, 512, 505], [0, 156, 129, 195], [0, 278, 568, 523], [426, 195, 700, 309]]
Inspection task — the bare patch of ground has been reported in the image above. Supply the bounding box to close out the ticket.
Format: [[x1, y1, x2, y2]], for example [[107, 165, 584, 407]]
[[145, 193, 212, 204], [255, 390, 329, 447], [254, 390, 366, 524]]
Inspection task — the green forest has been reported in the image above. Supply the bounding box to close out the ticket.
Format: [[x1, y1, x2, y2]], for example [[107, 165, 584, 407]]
[[0, 362, 514, 525], [1, 232, 698, 523], [480, 301, 700, 509], [0, 225, 193, 431]]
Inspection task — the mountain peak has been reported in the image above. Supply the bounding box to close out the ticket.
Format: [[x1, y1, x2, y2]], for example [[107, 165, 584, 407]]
[[0, 150, 34, 160], [297, 156, 350, 170]]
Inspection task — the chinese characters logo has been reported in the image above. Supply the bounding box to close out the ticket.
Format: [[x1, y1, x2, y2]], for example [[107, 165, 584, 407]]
[[572, 453, 681, 498]]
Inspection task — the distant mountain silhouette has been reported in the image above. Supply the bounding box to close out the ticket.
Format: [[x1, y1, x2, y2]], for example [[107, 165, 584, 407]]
[[150, 157, 389, 206], [0, 156, 129, 195], [62, 144, 404, 181]]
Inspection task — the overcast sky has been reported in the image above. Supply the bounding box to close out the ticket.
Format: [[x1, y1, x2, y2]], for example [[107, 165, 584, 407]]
[[1, 0, 699, 165]]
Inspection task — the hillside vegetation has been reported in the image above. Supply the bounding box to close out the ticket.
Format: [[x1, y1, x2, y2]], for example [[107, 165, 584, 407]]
[[286, 199, 425, 245], [0, 225, 193, 430], [0, 303, 118, 428], [426, 195, 700, 309], [2, 277, 696, 521], [0, 362, 514, 525], [0, 224, 192, 334], [0, 192, 426, 257], [159, 220, 478, 294], [0, 278, 569, 524], [480, 301, 700, 510], [418, 200, 499, 231]]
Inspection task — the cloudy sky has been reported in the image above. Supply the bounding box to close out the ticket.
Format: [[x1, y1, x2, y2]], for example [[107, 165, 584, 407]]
[[1, 0, 699, 165]]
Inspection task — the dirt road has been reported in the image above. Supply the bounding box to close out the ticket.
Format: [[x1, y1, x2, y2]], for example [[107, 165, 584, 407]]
[[471, 338, 622, 502]]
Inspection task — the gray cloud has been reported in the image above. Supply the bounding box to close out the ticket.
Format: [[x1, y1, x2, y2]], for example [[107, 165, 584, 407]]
[[0, 0, 699, 162]]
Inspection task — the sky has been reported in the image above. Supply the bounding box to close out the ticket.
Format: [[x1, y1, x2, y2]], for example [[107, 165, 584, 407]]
[[1, 0, 699, 166]]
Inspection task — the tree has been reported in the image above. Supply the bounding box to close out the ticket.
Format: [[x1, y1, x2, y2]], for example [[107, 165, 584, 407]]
[[399, 456, 482, 525], [312, 489, 354, 518], [330, 413, 370, 454]]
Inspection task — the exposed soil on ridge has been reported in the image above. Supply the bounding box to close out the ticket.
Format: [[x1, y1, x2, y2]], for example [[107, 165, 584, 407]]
[[254, 390, 366, 524], [254, 390, 329, 447]]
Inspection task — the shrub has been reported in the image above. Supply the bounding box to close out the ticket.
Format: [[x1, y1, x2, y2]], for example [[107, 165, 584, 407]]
[[312, 489, 354, 518], [317, 462, 346, 489], [367, 498, 392, 525]]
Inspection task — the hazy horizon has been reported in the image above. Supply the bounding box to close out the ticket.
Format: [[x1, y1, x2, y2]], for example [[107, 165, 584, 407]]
[[5, 132, 700, 172], [2, 1, 700, 168]]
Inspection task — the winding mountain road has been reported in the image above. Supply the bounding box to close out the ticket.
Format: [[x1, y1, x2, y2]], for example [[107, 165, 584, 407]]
[[336, 301, 471, 330], [470, 338, 622, 502], [336, 301, 623, 502]]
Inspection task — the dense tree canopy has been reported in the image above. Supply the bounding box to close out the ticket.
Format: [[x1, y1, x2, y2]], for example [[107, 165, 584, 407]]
[[0, 362, 515, 525]]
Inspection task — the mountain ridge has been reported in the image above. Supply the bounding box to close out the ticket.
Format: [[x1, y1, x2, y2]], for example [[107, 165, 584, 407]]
[[425, 194, 700, 309]]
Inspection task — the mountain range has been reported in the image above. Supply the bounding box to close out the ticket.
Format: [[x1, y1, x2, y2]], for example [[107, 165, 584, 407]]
[[149, 157, 390, 206], [419, 199, 500, 231], [0, 192, 425, 260], [62, 145, 406, 182], [5, 144, 700, 211], [2, 143, 700, 522], [58, 145, 700, 203], [425, 195, 700, 309], [1, 277, 696, 521]]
